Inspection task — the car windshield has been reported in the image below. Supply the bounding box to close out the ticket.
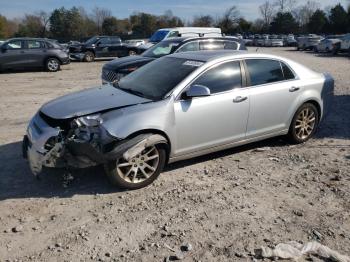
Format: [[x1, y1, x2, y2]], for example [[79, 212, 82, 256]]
[[115, 57, 203, 100], [149, 30, 169, 42], [142, 40, 180, 58], [85, 36, 98, 45]]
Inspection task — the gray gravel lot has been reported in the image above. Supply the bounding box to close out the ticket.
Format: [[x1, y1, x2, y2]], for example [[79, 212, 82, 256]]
[[0, 48, 349, 261]]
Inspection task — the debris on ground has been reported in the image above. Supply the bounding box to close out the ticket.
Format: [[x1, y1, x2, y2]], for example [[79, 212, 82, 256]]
[[256, 241, 350, 262]]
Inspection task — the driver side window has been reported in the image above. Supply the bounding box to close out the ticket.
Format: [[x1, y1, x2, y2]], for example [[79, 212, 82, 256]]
[[6, 40, 23, 49], [98, 38, 111, 45], [192, 61, 242, 94]]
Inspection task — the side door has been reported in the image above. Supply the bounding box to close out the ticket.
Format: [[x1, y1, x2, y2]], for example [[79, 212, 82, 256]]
[[95, 37, 112, 58], [111, 37, 127, 57], [23, 40, 46, 67], [244, 58, 301, 138], [173, 60, 250, 156], [0, 40, 25, 69]]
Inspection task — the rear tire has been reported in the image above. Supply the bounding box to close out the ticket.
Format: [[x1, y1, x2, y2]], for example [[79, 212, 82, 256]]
[[104, 144, 167, 189], [46, 58, 60, 72], [83, 51, 95, 62], [288, 103, 319, 144]]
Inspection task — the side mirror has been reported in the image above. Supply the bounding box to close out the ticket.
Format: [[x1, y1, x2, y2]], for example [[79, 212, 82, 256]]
[[185, 84, 211, 98]]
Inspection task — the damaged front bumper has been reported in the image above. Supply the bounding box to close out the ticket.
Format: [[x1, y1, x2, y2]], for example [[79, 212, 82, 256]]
[[23, 112, 167, 176]]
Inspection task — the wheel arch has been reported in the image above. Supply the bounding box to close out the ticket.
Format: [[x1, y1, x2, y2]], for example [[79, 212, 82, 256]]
[[44, 56, 62, 66], [125, 129, 172, 163]]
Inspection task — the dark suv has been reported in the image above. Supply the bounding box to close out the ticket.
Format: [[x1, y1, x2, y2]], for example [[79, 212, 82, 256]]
[[0, 38, 69, 72], [102, 36, 246, 84], [69, 36, 129, 62]]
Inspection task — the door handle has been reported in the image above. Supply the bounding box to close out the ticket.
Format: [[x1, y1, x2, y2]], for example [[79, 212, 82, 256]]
[[20, 51, 25, 54], [289, 86, 300, 92], [232, 96, 247, 103]]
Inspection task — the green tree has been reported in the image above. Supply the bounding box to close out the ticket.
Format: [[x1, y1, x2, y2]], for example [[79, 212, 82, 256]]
[[102, 17, 118, 35], [328, 4, 348, 33], [270, 12, 298, 33], [15, 14, 43, 37], [307, 9, 327, 33]]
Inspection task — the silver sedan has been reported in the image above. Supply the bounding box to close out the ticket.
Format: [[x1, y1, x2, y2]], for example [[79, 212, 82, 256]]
[[23, 51, 334, 189]]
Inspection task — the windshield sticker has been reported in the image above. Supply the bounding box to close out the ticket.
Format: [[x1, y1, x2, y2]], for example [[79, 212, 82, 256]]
[[183, 61, 204, 67]]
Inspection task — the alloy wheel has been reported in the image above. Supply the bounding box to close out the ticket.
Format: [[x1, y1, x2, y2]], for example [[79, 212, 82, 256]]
[[48, 59, 59, 71], [294, 107, 316, 140], [116, 146, 160, 184]]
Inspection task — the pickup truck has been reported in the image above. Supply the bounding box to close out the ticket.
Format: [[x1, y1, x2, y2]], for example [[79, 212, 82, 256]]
[[69, 36, 130, 62], [333, 33, 350, 55]]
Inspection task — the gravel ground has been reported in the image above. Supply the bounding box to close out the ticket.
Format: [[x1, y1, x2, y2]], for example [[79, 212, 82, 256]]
[[0, 48, 349, 262]]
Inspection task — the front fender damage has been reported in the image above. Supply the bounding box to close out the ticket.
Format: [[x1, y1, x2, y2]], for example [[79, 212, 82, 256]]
[[27, 131, 167, 175]]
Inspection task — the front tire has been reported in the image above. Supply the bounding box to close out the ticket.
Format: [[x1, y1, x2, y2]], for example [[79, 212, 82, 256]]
[[46, 58, 60, 72], [104, 144, 167, 189], [83, 51, 95, 62], [288, 103, 319, 144]]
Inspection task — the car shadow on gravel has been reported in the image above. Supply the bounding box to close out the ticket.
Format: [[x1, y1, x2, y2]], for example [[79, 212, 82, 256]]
[[0, 141, 122, 201]]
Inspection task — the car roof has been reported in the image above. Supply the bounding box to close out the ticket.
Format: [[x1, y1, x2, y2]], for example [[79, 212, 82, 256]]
[[7, 37, 49, 41], [168, 50, 288, 63], [162, 36, 242, 44]]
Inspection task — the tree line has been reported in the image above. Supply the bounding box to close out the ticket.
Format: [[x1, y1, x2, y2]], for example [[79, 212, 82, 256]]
[[0, 1, 349, 41]]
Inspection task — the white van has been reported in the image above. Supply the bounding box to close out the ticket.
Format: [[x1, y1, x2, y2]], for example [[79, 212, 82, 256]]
[[140, 27, 222, 50]]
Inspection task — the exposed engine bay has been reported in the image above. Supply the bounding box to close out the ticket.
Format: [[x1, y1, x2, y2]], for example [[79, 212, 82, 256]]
[[23, 112, 166, 176]]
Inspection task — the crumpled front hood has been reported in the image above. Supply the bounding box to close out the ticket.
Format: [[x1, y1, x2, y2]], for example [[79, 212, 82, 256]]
[[40, 85, 151, 119]]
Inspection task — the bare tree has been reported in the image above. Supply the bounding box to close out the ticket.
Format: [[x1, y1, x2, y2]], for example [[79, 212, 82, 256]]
[[91, 7, 112, 34], [192, 15, 214, 27], [35, 11, 50, 36], [259, 1, 275, 28], [216, 6, 240, 33], [274, 0, 297, 12], [293, 1, 320, 27]]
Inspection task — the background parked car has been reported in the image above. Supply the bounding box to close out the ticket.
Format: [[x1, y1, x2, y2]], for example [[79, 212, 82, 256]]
[[124, 39, 146, 55], [315, 36, 342, 53], [136, 27, 222, 53], [265, 35, 284, 47], [0, 37, 69, 72], [69, 36, 129, 62], [102, 36, 246, 84], [284, 34, 297, 46], [333, 33, 350, 55], [297, 35, 323, 50]]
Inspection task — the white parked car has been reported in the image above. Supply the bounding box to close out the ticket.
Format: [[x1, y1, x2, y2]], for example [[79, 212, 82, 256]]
[[265, 35, 284, 47], [333, 33, 350, 55], [315, 37, 342, 53], [297, 35, 323, 50]]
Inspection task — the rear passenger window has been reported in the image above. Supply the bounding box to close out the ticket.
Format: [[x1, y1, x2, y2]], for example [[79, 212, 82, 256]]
[[224, 41, 238, 50], [245, 59, 284, 86], [192, 61, 242, 94], [281, 62, 295, 80], [176, 41, 199, 52], [111, 37, 121, 44], [200, 41, 224, 50], [27, 40, 44, 49]]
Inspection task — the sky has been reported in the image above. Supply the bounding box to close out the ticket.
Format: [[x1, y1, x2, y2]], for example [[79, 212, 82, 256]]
[[0, 0, 348, 22]]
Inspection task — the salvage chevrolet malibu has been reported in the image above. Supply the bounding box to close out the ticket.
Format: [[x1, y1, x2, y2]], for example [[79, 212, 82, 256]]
[[23, 51, 334, 189]]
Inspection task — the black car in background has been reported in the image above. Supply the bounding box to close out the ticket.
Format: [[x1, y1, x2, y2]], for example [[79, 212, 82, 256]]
[[102, 36, 246, 84], [0, 38, 69, 72], [69, 36, 130, 62]]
